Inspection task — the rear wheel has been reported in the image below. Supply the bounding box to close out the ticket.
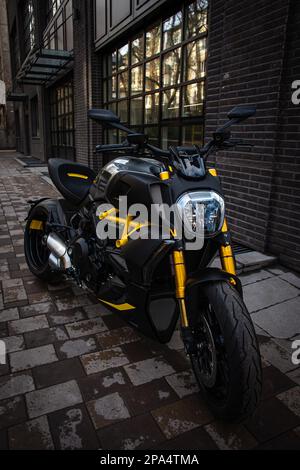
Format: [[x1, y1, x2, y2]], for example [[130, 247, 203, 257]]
[[188, 281, 262, 422], [24, 205, 62, 283]]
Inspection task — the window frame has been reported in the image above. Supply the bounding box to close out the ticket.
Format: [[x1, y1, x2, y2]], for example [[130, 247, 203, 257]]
[[101, 0, 208, 148]]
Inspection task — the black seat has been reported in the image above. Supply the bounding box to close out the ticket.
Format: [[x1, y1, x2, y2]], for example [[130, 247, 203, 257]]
[[48, 159, 96, 206], [88, 109, 120, 124]]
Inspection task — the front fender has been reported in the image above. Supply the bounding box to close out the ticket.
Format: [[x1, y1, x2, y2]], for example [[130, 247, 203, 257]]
[[186, 267, 243, 298]]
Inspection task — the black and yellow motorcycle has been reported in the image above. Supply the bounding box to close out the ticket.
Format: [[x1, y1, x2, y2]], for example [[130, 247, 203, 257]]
[[24, 106, 262, 421]]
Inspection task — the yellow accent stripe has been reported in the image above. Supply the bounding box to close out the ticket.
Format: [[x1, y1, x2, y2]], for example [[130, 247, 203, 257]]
[[98, 299, 136, 311], [209, 168, 218, 177], [30, 220, 43, 230], [159, 171, 170, 181], [67, 173, 89, 180]]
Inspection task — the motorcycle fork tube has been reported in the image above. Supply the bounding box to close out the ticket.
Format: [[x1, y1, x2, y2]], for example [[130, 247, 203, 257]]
[[219, 219, 236, 276], [172, 250, 189, 328]]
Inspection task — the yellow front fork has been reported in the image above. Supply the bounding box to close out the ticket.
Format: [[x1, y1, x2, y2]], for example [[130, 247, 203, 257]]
[[210, 168, 236, 276], [172, 250, 189, 327]]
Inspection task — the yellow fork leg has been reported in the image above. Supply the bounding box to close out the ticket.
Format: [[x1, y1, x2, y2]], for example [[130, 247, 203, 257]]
[[219, 219, 236, 276], [172, 250, 189, 327]]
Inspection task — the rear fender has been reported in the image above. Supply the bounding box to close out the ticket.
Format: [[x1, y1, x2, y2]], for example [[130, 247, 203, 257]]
[[26, 198, 67, 228]]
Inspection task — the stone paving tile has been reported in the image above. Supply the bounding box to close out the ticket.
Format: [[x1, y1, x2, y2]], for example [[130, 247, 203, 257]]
[[0, 307, 19, 323], [98, 414, 165, 450], [87, 392, 130, 429], [96, 326, 141, 349], [0, 396, 27, 430], [102, 314, 127, 330], [10, 344, 58, 372], [204, 422, 257, 450], [48, 405, 100, 450], [240, 269, 273, 286], [166, 330, 184, 351], [2, 334, 25, 353], [56, 337, 97, 359], [24, 326, 68, 349], [152, 395, 212, 439], [81, 347, 129, 375], [48, 308, 86, 326], [33, 358, 85, 389], [2, 278, 27, 303], [122, 379, 178, 416], [277, 386, 300, 418], [54, 293, 93, 311], [121, 339, 161, 363], [8, 315, 49, 335], [66, 318, 108, 339], [8, 416, 54, 450], [256, 429, 300, 450], [279, 272, 300, 289], [245, 397, 300, 443], [259, 338, 298, 373], [244, 277, 299, 313], [27, 292, 52, 304], [262, 365, 297, 400], [153, 426, 217, 450], [26, 380, 83, 419], [165, 370, 199, 398], [287, 369, 300, 385], [252, 297, 300, 339], [0, 372, 35, 400], [83, 304, 111, 318], [19, 301, 56, 318], [124, 356, 175, 386], [78, 368, 130, 402]]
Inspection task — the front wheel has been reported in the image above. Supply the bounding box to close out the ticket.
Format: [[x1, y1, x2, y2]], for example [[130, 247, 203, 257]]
[[188, 281, 262, 422]]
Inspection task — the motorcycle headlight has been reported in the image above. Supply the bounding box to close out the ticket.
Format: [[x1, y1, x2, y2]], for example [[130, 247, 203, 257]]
[[176, 191, 225, 237]]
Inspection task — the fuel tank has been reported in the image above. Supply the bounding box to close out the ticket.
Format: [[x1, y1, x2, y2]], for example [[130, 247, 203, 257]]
[[89, 156, 166, 204]]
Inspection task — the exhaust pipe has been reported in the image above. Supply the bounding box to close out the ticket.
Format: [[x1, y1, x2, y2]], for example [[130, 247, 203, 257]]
[[47, 233, 72, 270]]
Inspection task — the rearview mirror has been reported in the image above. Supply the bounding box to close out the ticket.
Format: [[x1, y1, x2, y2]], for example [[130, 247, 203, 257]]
[[227, 106, 256, 121]]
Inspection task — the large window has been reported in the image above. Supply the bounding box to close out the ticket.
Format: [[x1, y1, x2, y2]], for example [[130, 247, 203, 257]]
[[47, 0, 63, 23], [102, 0, 208, 148], [50, 79, 75, 159], [23, 0, 35, 57], [44, 0, 73, 51]]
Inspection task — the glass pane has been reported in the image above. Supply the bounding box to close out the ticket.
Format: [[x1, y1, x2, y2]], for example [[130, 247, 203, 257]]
[[118, 44, 129, 70], [130, 97, 143, 126], [162, 89, 180, 119], [103, 80, 107, 103], [185, 38, 207, 81], [118, 100, 128, 123], [145, 126, 159, 146], [182, 125, 204, 146], [118, 72, 129, 98], [186, 0, 208, 38], [108, 51, 117, 76], [65, 0, 72, 18], [163, 11, 182, 49], [66, 16, 73, 51], [108, 76, 117, 100], [182, 82, 205, 117], [107, 129, 118, 144], [131, 34, 144, 65], [57, 24, 64, 50], [161, 127, 180, 148], [146, 23, 161, 58], [109, 101, 117, 116], [162, 48, 181, 87], [145, 93, 159, 124], [131, 65, 143, 96], [145, 58, 160, 92]]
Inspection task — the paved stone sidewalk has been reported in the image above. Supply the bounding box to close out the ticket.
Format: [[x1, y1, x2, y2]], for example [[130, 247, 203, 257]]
[[0, 152, 299, 450]]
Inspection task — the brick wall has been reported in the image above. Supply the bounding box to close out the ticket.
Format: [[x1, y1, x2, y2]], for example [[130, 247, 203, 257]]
[[205, 0, 290, 253], [266, 0, 300, 271], [73, 0, 103, 170]]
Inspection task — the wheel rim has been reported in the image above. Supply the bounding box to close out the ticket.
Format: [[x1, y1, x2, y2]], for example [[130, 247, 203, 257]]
[[191, 304, 230, 402]]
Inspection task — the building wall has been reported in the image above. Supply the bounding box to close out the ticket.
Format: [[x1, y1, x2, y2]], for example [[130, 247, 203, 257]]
[[266, 0, 300, 271], [0, 0, 15, 149], [205, 0, 291, 253]]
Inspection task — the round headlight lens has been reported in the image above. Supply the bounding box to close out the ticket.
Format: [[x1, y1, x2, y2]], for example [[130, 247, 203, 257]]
[[176, 191, 225, 237]]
